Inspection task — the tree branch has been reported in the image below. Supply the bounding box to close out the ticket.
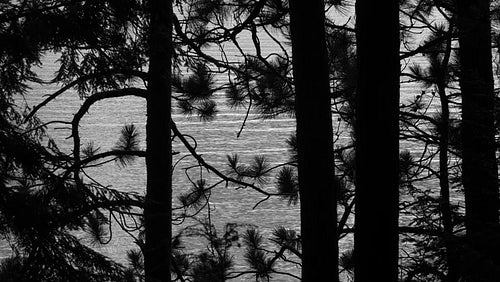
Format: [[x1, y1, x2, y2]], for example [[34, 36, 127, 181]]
[[25, 70, 148, 122]]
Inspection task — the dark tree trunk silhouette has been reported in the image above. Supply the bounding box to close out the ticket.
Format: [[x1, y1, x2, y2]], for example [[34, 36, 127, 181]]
[[456, 0, 500, 279], [289, 0, 339, 281], [456, 0, 499, 235], [354, 1, 400, 281], [144, 0, 173, 281], [436, 34, 458, 282]]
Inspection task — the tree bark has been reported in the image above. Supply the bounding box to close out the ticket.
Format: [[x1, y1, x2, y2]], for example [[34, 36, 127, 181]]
[[144, 0, 173, 281], [438, 76, 458, 282], [354, 1, 400, 281], [289, 0, 339, 281], [456, 0, 499, 236], [436, 34, 458, 282], [456, 0, 500, 280]]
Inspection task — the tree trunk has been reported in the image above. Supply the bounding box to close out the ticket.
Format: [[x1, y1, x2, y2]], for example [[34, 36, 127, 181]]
[[144, 0, 173, 281], [289, 0, 339, 281], [436, 34, 458, 282], [438, 80, 458, 282], [456, 0, 499, 236], [354, 1, 400, 281], [456, 0, 500, 280]]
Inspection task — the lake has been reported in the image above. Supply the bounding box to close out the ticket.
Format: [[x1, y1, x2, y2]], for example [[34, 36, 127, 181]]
[[2, 15, 446, 281]]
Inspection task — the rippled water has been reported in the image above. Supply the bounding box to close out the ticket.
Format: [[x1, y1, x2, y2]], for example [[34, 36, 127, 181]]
[[9, 43, 305, 272], [3, 29, 437, 281]]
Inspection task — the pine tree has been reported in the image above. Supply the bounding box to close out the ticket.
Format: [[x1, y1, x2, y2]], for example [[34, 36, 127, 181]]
[[456, 0, 499, 235], [289, 0, 339, 281], [144, 0, 173, 281], [455, 0, 500, 279], [354, 0, 400, 281]]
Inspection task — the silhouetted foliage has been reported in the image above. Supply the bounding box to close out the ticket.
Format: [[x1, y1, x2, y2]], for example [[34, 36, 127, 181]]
[[4, 0, 500, 281]]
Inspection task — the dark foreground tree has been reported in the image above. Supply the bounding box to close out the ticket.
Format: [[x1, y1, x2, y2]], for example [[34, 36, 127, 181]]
[[144, 0, 173, 281], [455, 0, 500, 279], [456, 0, 499, 234], [289, 0, 339, 281], [354, 0, 400, 281], [0, 1, 174, 281], [0, 1, 144, 280]]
